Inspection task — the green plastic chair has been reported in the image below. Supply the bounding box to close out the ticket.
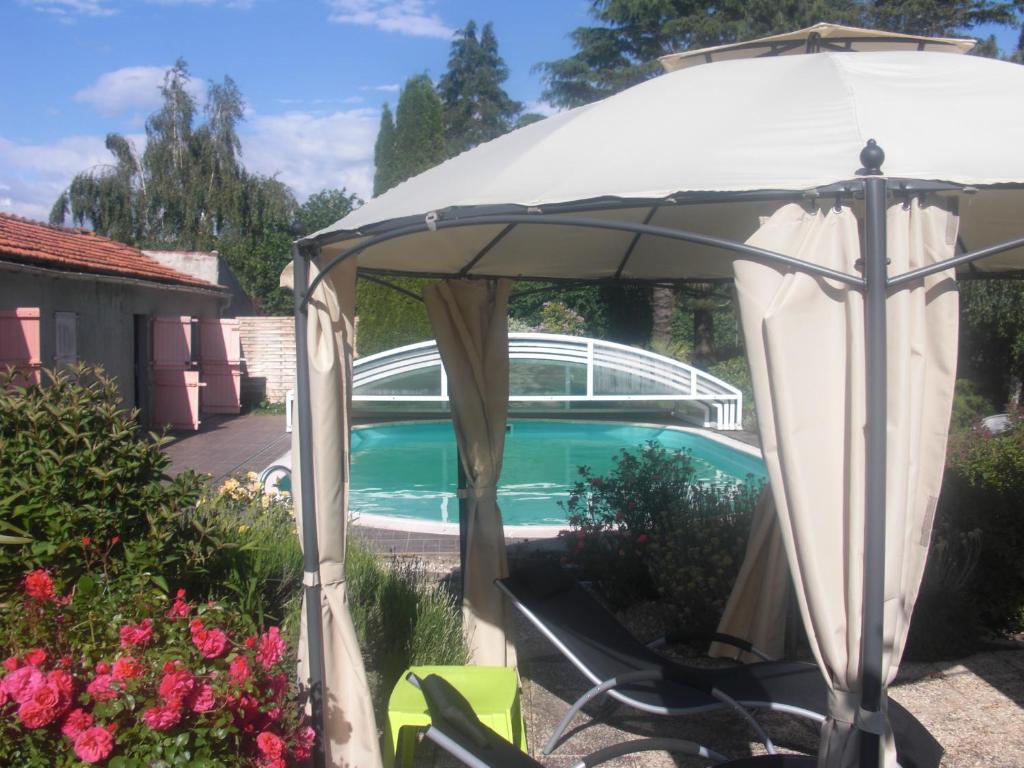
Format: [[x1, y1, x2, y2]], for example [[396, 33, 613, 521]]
[[384, 665, 526, 768]]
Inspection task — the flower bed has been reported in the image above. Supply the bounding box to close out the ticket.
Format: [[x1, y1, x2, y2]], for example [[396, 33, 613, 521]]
[[1, 569, 311, 767]]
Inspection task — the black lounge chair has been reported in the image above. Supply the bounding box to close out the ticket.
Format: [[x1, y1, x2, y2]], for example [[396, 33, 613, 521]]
[[496, 565, 942, 768], [411, 672, 812, 768]]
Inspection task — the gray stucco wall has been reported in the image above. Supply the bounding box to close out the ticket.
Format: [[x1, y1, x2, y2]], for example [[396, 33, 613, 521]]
[[0, 265, 225, 414]]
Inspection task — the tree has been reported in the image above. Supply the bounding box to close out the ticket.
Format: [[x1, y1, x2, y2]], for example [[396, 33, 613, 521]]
[[392, 75, 446, 185], [373, 104, 397, 197], [438, 20, 522, 156], [296, 188, 362, 236], [52, 59, 301, 314]]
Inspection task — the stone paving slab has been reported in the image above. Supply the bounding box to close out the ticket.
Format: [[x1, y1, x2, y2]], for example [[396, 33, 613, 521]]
[[163, 412, 290, 482]]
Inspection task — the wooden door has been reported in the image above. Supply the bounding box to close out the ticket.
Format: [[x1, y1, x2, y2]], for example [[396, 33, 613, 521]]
[[199, 319, 242, 414]]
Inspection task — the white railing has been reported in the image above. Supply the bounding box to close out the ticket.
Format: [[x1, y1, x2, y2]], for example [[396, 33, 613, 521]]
[[342, 333, 743, 430]]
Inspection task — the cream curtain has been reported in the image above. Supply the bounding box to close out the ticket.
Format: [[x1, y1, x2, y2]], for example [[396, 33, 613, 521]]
[[733, 200, 958, 767], [710, 489, 789, 662], [291, 256, 383, 768], [423, 278, 517, 666]]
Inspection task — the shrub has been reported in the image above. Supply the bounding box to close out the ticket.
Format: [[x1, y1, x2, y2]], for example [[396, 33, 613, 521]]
[[559, 442, 760, 623], [536, 301, 586, 336], [346, 539, 467, 720], [0, 366, 206, 594], [172, 476, 302, 635], [645, 482, 760, 635], [949, 378, 995, 434], [934, 413, 1024, 634], [0, 568, 310, 767]]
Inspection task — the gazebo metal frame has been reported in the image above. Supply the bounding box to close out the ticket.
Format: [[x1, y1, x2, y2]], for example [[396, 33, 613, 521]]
[[290, 143, 1024, 768]]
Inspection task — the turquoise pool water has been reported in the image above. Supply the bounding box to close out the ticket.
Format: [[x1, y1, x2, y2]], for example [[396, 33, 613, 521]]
[[350, 420, 765, 527]]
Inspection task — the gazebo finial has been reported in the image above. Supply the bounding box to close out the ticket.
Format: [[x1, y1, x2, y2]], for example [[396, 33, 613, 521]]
[[860, 139, 885, 175]]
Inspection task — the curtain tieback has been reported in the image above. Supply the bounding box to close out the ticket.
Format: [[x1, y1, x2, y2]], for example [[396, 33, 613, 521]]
[[468, 484, 497, 499], [319, 563, 347, 587], [827, 689, 889, 736]]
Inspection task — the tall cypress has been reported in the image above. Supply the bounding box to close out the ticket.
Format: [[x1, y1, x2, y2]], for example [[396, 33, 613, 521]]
[[373, 103, 397, 197], [392, 75, 446, 185]]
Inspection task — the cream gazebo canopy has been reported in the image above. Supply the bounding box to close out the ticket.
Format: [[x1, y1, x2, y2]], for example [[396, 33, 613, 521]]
[[287, 30, 1024, 768]]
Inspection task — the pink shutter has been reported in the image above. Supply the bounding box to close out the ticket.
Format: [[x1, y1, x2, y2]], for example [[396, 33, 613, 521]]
[[150, 316, 200, 430], [0, 308, 41, 386], [199, 319, 242, 414]]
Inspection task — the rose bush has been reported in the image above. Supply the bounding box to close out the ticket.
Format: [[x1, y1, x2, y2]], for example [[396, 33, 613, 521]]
[[0, 569, 312, 767]]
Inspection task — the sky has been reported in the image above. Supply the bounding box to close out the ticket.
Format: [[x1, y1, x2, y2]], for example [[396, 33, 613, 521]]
[[0, 0, 593, 221], [0, 1, 1019, 223]]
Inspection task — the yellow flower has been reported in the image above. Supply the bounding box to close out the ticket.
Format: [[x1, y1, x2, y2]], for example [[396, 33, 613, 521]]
[[246, 471, 258, 482], [238, 524, 249, 533]]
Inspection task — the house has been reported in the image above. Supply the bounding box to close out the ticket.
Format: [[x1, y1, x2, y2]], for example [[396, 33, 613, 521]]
[[0, 213, 239, 430], [142, 249, 255, 317]]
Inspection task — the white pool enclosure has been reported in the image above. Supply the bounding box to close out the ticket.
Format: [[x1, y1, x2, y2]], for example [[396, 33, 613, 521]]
[[287, 333, 744, 431]]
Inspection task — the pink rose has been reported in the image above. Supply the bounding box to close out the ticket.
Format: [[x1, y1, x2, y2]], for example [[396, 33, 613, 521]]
[[24, 569, 55, 601], [188, 683, 215, 713], [2, 665, 43, 704], [142, 703, 181, 731], [86, 674, 118, 702], [95, 661, 110, 675], [2, 656, 20, 672], [158, 667, 195, 704], [256, 627, 286, 669], [62, 708, 94, 740], [23, 649, 46, 667], [74, 725, 114, 764], [119, 618, 154, 649], [17, 680, 62, 728], [190, 620, 229, 659], [293, 725, 315, 760], [111, 656, 144, 681], [228, 656, 250, 685], [256, 730, 286, 760], [47, 669, 74, 708]]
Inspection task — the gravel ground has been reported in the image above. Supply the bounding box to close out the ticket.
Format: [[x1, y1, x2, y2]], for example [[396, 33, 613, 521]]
[[394, 555, 1024, 767]]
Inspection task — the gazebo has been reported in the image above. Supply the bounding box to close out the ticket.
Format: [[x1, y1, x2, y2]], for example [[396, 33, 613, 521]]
[[285, 24, 1024, 768]]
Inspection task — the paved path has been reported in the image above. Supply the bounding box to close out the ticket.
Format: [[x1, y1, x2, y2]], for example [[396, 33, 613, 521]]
[[163, 413, 291, 482]]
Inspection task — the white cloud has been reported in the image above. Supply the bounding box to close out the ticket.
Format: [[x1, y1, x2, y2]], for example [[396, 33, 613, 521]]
[[326, 0, 453, 39], [241, 108, 378, 201], [360, 83, 400, 93], [0, 134, 121, 221], [19, 0, 117, 18], [74, 65, 205, 117]]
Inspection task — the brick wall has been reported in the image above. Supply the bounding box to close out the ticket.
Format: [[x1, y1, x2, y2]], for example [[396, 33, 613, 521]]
[[238, 316, 295, 404]]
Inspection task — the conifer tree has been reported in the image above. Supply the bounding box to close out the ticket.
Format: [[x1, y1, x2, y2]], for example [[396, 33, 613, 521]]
[[373, 103, 397, 197], [392, 75, 446, 185], [438, 20, 522, 156]]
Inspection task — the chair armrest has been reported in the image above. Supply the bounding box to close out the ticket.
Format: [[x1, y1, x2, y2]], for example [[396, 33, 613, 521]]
[[664, 630, 775, 662]]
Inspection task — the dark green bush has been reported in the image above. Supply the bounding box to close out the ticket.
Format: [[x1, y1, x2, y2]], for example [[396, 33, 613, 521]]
[[0, 366, 204, 593], [560, 441, 760, 626], [935, 413, 1024, 634], [646, 482, 760, 635], [949, 378, 995, 434]]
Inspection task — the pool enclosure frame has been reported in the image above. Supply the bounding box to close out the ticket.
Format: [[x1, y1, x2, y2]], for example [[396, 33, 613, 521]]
[[291, 143, 1024, 768], [348, 332, 745, 430]]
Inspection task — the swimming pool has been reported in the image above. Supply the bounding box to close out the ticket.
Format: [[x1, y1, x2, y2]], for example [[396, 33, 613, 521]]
[[347, 420, 764, 528]]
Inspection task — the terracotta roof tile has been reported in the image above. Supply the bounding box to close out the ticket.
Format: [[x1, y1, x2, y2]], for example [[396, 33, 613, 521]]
[[0, 214, 225, 291]]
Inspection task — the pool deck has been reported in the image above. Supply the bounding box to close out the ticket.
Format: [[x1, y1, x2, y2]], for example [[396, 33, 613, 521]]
[[162, 412, 761, 554]]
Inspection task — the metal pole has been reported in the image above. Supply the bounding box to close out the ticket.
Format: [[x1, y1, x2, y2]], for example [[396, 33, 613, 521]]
[[292, 245, 328, 768], [859, 162, 888, 768]]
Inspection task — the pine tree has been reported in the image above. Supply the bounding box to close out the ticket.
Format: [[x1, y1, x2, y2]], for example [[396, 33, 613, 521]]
[[373, 103, 397, 197], [438, 20, 522, 156]]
